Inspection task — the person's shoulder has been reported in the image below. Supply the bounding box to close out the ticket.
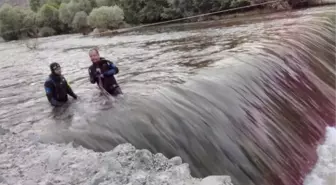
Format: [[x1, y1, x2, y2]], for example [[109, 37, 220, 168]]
[[60, 75, 67, 81], [100, 57, 113, 63], [44, 76, 53, 86], [88, 63, 95, 70]]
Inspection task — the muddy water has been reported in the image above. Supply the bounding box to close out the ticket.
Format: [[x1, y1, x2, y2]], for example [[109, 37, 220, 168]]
[[0, 5, 335, 185]]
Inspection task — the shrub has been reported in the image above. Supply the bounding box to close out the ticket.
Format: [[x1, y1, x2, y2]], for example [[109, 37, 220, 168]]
[[59, 3, 72, 25], [72, 11, 89, 31], [38, 26, 56, 37], [29, 0, 41, 12], [37, 4, 59, 28], [88, 5, 124, 29], [0, 4, 30, 41]]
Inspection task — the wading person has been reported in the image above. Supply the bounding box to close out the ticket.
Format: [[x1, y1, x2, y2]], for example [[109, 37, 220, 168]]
[[88, 48, 122, 96], [44, 62, 78, 106]]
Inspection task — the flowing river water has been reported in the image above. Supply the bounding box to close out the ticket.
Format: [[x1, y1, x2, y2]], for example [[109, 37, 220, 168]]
[[0, 5, 335, 185]]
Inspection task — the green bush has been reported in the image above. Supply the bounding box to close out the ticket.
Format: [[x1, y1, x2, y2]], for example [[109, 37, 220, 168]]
[[23, 10, 37, 27], [1, 0, 304, 39], [88, 5, 124, 29], [44, 0, 62, 8], [230, 0, 251, 8], [119, 0, 143, 24], [139, 0, 169, 23], [72, 0, 93, 13], [38, 26, 56, 37], [162, 0, 195, 19], [59, 3, 72, 25], [37, 4, 59, 27], [0, 4, 30, 41], [29, 0, 41, 12], [22, 10, 38, 37], [72, 11, 89, 31], [59, 0, 92, 26], [96, 0, 119, 7], [89, 0, 98, 8], [96, 0, 109, 7]]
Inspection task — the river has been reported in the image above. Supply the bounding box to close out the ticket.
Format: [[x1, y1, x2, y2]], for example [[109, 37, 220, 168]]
[[0, 5, 335, 185]]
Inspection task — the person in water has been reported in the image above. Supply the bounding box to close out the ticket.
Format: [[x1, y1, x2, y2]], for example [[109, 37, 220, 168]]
[[88, 48, 122, 96], [44, 62, 78, 106]]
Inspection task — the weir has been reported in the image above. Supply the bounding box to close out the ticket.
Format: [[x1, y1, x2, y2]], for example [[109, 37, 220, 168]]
[[0, 5, 336, 185], [41, 13, 336, 185]]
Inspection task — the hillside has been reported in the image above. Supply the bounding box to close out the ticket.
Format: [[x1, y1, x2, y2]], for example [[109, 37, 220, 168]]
[[0, 0, 28, 7]]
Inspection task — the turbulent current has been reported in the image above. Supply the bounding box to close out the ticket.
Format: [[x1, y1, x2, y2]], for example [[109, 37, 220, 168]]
[[0, 5, 335, 185]]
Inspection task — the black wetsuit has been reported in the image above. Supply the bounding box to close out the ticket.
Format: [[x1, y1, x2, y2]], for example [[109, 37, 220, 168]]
[[88, 57, 122, 96], [44, 73, 77, 106]]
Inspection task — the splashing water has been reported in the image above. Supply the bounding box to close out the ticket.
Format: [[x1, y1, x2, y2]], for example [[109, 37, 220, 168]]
[[0, 6, 335, 185], [304, 126, 336, 185]]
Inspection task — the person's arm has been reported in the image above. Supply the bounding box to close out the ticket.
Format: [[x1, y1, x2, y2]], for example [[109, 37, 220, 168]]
[[103, 61, 119, 77], [88, 67, 96, 84], [65, 78, 77, 99], [44, 80, 63, 106]]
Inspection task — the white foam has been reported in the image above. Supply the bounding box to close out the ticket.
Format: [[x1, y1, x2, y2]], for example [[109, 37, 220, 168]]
[[0, 132, 233, 185], [304, 126, 336, 185]]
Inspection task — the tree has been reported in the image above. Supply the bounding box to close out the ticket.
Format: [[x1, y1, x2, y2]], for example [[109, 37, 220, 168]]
[[162, 0, 195, 19], [0, 4, 26, 41], [71, 0, 92, 13], [38, 26, 56, 37], [29, 0, 41, 12], [59, 0, 93, 33], [59, 3, 72, 25], [72, 11, 89, 31], [45, 0, 63, 8], [119, 0, 170, 24], [192, 0, 232, 14], [119, 0, 145, 24], [230, 0, 250, 8], [22, 9, 38, 37], [96, 0, 119, 7], [96, 0, 109, 7], [37, 4, 60, 32], [138, 0, 169, 23], [88, 6, 124, 29], [89, 0, 97, 8], [22, 10, 37, 28]]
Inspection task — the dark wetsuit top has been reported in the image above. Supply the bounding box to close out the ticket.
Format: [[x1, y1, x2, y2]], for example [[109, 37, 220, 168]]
[[44, 74, 77, 106], [88, 57, 122, 96]]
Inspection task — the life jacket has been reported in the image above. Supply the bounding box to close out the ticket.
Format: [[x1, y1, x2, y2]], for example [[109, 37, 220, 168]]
[[90, 58, 119, 91], [47, 74, 68, 101]]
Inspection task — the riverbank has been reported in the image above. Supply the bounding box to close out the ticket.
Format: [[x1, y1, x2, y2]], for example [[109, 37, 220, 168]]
[[90, 8, 277, 37], [90, 3, 335, 37]]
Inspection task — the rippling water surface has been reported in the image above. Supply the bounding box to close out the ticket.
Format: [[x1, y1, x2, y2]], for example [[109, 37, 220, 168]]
[[0, 6, 335, 185]]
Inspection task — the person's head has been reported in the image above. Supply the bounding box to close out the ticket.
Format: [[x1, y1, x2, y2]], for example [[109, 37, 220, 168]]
[[50, 62, 61, 75], [89, 48, 100, 63]]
